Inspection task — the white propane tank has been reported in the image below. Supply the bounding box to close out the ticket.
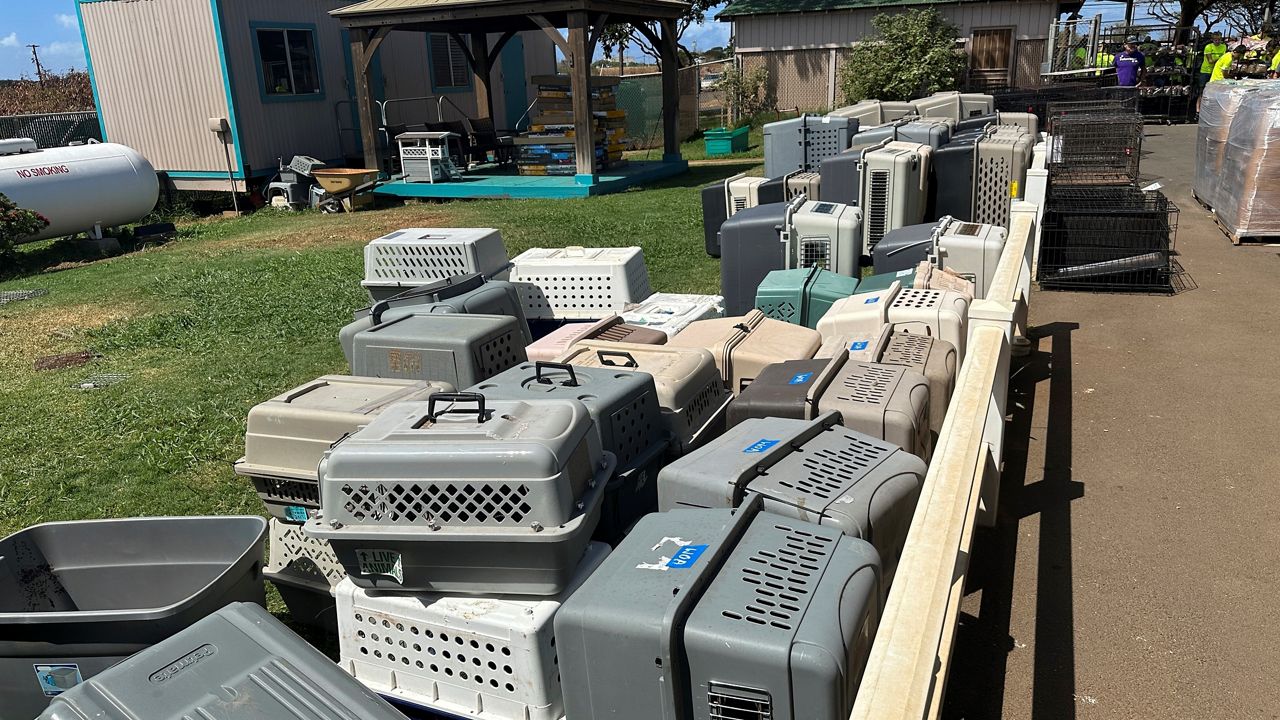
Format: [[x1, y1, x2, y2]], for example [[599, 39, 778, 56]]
[[0, 141, 159, 244]]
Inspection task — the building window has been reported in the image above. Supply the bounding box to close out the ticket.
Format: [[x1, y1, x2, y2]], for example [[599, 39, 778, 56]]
[[970, 28, 1013, 71], [429, 33, 472, 91], [256, 27, 321, 97]]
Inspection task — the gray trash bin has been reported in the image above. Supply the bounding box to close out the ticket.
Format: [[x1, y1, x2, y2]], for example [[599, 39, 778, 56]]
[[350, 313, 528, 388], [37, 602, 406, 720], [554, 498, 881, 720], [656, 411, 926, 590], [468, 361, 671, 544], [305, 394, 615, 595], [1, 516, 267, 719]]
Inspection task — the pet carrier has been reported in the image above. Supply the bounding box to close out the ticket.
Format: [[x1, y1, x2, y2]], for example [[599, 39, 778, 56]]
[[787, 199, 863, 276], [362, 228, 509, 301], [873, 218, 1008, 299], [879, 331, 957, 433], [719, 201, 789, 316], [668, 309, 823, 395], [657, 411, 926, 588], [974, 127, 1034, 228], [819, 282, 971, 365], [701, 175, 771, 258], [755, 266, 860, 328], [509, 246, 652, 320], [1047, 109, 1143, 185], [816, 359, 932, 461], [525, 315, 666, 362], [764, 114, 859, 177], [304, 395, 614, 595], [915, 90, 995, 120], [467, 361, 671, 543], [264, 518, 345, 631], [859, 141, 927, 255], [1038, 186, 1178, 292], [1, 517, 267, 719], [814, 322, 892, 362], [335, 543, 609, 720], [555, 499, 881, 720], [349, 313, 527, 387], [557, 341, 733, 455], [820, 147, 862, 205], [235, 375, 454, 524], [619, 293, 724, 338], [37, 603, 406, 720]]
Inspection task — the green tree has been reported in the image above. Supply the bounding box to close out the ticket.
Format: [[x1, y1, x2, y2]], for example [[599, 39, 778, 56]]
[[0, 192, 48, 262], [838, 9, 968, 104], [598, 0, 720, 67]]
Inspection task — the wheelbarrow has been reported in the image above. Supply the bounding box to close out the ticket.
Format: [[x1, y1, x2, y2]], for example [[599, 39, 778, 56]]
[[311, 167, 380, 213]]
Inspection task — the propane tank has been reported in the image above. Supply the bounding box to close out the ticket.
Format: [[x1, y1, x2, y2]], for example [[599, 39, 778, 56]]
[[0, 140, 160, 244]]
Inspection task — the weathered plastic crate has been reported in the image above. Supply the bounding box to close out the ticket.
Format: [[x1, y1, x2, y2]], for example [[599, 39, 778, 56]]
[[526, 316, 666, 363], [667, 309, 823, 395], [619, 293, 724, 338], [755, 266, 860, 328], [362, 228, 510, 301], [879, 331, 957, 434], [818, 281, 971, 364], [336, 542, 609, 720], [509, 246, 652, 320], [265, 519, 346, 631], [349, 313, 527, 388]]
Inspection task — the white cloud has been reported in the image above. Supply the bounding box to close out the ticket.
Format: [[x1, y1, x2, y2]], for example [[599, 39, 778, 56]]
[[0, 33, 18, 48], [45, 41, 84, 57], [55, 14, 77, 29]]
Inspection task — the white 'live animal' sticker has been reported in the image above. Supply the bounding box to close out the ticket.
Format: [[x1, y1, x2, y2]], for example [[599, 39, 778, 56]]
[[356, 549, 404, 584]]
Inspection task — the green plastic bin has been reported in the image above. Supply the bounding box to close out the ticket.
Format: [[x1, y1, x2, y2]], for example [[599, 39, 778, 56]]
[[703, 126, 749, 156]]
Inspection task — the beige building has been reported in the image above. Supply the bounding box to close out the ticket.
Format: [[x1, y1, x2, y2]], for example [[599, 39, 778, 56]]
[[76, 0, 555, 191], [718, 0, 1059, 111]]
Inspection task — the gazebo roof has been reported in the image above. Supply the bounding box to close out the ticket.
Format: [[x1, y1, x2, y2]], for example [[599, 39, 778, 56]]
[[331, 0, 690, 29]]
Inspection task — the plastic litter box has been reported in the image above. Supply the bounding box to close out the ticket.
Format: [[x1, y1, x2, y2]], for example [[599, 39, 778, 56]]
[[37, 602, 405, 720], [0, 516, 267, 719]]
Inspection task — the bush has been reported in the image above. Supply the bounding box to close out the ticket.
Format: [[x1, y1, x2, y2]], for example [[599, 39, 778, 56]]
[[0, 192, 49, 261], [839, 9, 968, 104], [0, 71, 95, 115], [716, 65, 771, 124]]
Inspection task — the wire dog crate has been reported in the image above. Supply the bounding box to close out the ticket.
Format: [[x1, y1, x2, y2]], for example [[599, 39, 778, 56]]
[[1038, 187, 1179, 293], [1047, 110, 1143, 185], [1045, 97, 1139, 133]]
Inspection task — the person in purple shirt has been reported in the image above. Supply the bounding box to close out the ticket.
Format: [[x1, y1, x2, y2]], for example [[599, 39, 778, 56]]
[[1114, 39, 1146, 86]]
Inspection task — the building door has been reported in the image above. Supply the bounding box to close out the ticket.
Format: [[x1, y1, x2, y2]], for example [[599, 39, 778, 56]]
[[1015, 39, 1047, 88], [501, 35, 528, 130], [970, 28, 1014, 89]]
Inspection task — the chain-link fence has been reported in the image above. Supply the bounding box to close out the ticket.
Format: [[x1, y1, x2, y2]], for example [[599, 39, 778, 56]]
[[615, 62, 716, 150], [0, 111, 101, 148]]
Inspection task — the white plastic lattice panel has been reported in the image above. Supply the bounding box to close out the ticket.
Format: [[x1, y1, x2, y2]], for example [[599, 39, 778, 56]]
[[267, 518, 346, 589], [509, 246, 652, 320], [337, 542, 610, 720], [620, 293, 725, 339], [362, 229, 510, 292]]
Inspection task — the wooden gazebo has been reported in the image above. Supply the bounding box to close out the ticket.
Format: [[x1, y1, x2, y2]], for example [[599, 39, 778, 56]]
[[332, 0, 691, 183]]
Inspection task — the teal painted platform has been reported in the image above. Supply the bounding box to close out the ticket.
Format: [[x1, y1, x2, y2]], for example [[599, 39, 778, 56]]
[[373, 160, 689, 200]]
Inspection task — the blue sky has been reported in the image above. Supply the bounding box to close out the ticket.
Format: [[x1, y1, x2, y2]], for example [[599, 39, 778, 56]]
[[0, 0, 87, 79]]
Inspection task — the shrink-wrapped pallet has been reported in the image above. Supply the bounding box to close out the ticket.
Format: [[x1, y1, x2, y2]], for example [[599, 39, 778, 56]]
[[1215, 86, 1280, 239], [1193, 81, 1267, 210]]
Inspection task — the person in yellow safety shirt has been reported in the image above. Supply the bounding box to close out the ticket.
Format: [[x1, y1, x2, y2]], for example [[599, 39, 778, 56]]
[[1094, 43, 1115, 76], [1269, 41, 1280, 78], [1199, 32, 1228, 89], [1211, 45, 1248, 82], [1072, 45, 1088, 70]]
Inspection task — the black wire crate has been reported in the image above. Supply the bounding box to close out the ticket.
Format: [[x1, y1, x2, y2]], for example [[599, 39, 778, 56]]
[[1047, 111, 1144, 186], [1045, 97, 1140, 133], [1038, 187, 1179, 293]]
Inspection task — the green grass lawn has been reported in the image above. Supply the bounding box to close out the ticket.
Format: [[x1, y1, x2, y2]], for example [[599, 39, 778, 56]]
[[624, 125, 765, 162], [0, 161, 760, 542]]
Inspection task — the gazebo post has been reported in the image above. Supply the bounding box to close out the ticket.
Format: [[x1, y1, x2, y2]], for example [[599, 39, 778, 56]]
[[351, 27, 390, 172], [659, 19, 681, 163], [466, 32, 495, 122], [567, 10, 596, 183]]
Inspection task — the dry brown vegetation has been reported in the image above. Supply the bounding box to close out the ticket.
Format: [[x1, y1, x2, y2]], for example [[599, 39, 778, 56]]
[[0, 71, 95, 116]]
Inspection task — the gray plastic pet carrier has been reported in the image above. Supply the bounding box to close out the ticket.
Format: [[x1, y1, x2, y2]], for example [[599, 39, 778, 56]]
[[362, 228, 510, 302], [37, 603, 405, 720], [467, 361, 670, 543], [819, 147, 861, 206], [657, 411, 926, 588], [932, 130, 984, 221], [879, 331, 957, 434], [340, 273, 531, 363], [349, 312, 527, 388], [305, 395, 614, 594], [1, 517, 267, 719], [235, 375, 453, 523], [555, 499, 881, 720], [724, 357, 831, 427], [557, 341, 732, 456], [974, 128, 1034, 229], [718, 201, 789, 316], [873, 221, 938, 275], [817, 359, 932, 461], [873, 216, 1007, 297], [764, 115, 859, 177]]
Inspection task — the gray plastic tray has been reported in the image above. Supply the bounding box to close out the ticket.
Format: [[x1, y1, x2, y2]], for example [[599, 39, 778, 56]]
[[37, 603, 405, 720], [0, 517, 267, 719]]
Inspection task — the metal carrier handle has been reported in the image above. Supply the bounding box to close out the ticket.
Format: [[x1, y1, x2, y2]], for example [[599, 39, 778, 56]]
[[595, 349, 638, 368], [423, 392, 487, 422], [370, 273, 484, 325], [534, 361, 579, 387]]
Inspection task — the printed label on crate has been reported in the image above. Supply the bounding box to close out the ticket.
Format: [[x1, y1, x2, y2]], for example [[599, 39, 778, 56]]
[[666, 544, 709, 569], [34, 664, 82, 696], [356, 549, 404, 584], [284, 506, 309, 523], [788, 372, 814, 385], [849, 340, 870, 352], [864, 296, 880, 304], [636, 536, 703, 571], [743, 438, 781, 453]]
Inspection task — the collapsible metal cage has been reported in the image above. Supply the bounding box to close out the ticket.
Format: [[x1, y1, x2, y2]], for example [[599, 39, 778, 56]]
[[1045, 98, 1139, 134], [1047, 110, 1144, 186], [1038, 186, 1179, 293]]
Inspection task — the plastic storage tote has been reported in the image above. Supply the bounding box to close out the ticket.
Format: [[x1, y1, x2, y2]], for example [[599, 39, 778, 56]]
[[554, 499, 881, 720], [817, 359, 932, 461], [879, 331, 957, 433], [1, 516, 267, 719], [667, 309, 823, 395], [305, 395, 614, 595], [468, 361, 671, 543], [657, 412, 926, 589], [235, 375, 454, 523], [525, 315, 666, 362], [362, 228, 509, 301], [755, 266, 860, 328], [704, 125, 749, 156], [264, 518, 346, 631], [37, 602, 405, 720], [620, 293, 725, 338], [340, 273, 531, 363], [349, 312, 528, 388], [509, 246, 652, 320], [335, 542, 610, 720], [557, 340, 732, 455]]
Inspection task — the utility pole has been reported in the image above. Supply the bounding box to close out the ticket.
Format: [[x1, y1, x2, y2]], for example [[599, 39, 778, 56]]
[[28, 44, 46, 83]]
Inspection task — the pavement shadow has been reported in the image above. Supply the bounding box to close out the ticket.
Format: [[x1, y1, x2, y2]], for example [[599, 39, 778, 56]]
[[942, 321, 1083, 720]]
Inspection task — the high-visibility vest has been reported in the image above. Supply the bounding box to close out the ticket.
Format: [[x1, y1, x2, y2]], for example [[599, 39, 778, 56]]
[[1210, 52, 1235, 82], [1270, 49, 1280, 72], [1201, 43, 1228, 73]]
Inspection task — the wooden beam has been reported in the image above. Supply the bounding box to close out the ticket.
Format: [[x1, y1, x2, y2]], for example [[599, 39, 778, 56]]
[[449, 31, 479, 73], [587, 12, 610, 57], [567, 11, 595, 181], [469, 31, 494, 122], [530, 14, 572, 57], [351, 29, 382, 172], [362, 26, 391, 71], [658, 18, 681, 161], [490, 29, 519, 60]]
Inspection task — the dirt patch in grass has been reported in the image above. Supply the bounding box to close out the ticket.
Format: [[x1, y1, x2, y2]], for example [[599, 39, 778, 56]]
[[0, 301, 145, 366], [184, 205, 456, 254]]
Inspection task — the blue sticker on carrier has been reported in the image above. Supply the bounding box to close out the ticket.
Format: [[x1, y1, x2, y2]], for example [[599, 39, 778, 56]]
[[849, 340, 869, 351], [743, 438, 780, 453], [788, 372, 813, 385], [284, 506, 309, 523], [864, 296, 880, 304], [34, 664, 82, 696], [666, 544, 709, 569]]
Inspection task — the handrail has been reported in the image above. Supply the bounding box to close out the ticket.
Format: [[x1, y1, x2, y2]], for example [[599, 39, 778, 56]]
[[850, 201, 1037, 720], [436, 95, 470, 124]]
